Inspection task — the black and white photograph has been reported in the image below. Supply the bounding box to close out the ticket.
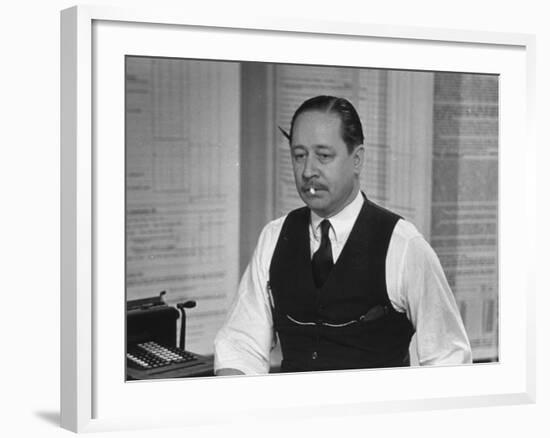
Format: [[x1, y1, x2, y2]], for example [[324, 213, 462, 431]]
[[125, 57, 499, 380], [52, 2, 541, 435]]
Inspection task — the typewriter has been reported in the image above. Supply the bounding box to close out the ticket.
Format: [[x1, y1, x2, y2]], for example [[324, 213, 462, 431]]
[[126, 292, 214, 380]]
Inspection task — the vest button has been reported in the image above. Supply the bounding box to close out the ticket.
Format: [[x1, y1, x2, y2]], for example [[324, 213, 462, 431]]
[[312, 351, 318, 360]]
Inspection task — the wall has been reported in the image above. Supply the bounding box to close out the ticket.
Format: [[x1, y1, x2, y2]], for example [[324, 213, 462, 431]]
[[1, 1, 547, 437]]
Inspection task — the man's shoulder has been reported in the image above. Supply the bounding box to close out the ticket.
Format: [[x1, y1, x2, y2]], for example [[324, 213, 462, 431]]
[[390, 218, 438, 263], [257, 206, 311, 251], [262, 206, 309, 233], [392, 218, 423, 244], [366, 198, 402, 219], [364, 198, 420, 239], [262, 214, 288, 234], [258, 214, 289, 244]]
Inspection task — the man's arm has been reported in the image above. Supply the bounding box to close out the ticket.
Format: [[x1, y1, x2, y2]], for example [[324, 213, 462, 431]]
[[389, 221, 472, 365], [213, 220, 282, 375]]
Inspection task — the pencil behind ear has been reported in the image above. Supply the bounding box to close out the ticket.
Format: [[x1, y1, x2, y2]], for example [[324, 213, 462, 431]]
[[278, 126, 290, 141]]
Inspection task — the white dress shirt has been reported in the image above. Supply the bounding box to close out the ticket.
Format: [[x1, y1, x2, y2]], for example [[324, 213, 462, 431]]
[[214, 191, 472, 374]]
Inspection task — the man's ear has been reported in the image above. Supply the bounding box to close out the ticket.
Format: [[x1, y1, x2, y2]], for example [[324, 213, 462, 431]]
[[353, 145, 365, 173]]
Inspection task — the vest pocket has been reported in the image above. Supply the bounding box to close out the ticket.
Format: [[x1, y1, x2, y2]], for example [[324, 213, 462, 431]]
[[357, 304, 389, 323]]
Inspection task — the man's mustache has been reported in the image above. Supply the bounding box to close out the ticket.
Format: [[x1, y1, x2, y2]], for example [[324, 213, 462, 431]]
[[302, 183, 327, 191]]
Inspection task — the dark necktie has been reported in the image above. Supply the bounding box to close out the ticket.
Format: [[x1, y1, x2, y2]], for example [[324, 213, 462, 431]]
[[312, 219, 334, 288]]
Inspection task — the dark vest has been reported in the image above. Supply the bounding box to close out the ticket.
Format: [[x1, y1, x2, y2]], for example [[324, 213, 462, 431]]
[[269, 196, 415, 372]]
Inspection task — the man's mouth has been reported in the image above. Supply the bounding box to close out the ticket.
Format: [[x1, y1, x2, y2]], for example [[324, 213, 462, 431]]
[[303, 186, 325, 195]]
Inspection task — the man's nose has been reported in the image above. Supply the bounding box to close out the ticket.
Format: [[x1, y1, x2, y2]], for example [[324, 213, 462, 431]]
[[302, 156, 318, 179]]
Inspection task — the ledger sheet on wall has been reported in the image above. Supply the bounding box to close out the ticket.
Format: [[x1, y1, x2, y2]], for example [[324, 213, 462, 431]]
[[431, 73, 499, 360], [125, 57, 240, 354]]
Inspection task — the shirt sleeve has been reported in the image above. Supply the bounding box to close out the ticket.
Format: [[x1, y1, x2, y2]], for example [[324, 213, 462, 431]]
[[213, 220, 280, 375], [388, 222, 473, 366]]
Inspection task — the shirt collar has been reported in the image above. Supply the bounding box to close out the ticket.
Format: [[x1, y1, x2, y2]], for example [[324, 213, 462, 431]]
[[310, 190, 365, 242]]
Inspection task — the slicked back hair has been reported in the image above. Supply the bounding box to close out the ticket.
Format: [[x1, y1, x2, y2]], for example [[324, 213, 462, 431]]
[[286, 95, 364, 154]]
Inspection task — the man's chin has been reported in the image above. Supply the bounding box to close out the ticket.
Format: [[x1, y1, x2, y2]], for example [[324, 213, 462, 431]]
[[301, 197, 330, 216]]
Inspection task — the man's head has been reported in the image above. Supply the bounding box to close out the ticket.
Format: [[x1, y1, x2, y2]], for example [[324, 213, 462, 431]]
[[285, 95, 365, 218]]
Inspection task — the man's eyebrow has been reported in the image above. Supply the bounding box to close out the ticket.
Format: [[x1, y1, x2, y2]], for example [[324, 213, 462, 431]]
[[313, 144, 334, 151], [290, 144, 334, 151]]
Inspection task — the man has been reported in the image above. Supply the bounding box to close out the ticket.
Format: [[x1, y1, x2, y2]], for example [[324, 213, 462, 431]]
[[214, 95, 471, 375]]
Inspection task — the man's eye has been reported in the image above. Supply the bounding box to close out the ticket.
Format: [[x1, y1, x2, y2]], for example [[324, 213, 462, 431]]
[[293, 153, 306, 161], [318, 153, 332, 161]]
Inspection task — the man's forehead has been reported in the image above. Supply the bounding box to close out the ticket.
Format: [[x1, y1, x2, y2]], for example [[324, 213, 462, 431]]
[[291, 111, 343, 145]]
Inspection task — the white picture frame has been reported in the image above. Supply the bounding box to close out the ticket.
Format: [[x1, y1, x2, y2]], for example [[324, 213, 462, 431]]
[[60, 5, 536, 433]]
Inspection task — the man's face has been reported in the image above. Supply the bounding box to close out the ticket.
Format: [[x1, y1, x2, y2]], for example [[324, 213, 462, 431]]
[[290, 111, 364, 218]]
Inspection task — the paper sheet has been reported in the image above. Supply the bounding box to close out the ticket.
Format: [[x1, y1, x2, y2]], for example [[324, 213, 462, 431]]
[[125, 57, 240, 354]]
